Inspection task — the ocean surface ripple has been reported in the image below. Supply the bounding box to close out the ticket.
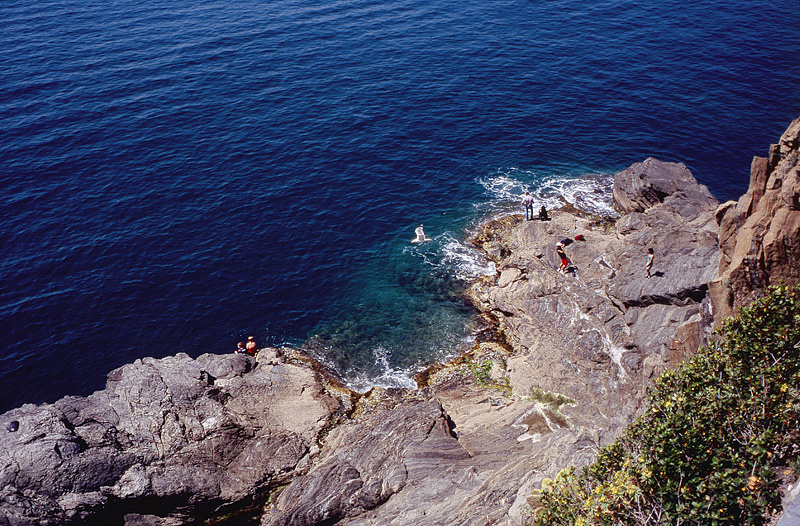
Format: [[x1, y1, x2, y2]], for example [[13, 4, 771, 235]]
[[1, 0, 798, 412]]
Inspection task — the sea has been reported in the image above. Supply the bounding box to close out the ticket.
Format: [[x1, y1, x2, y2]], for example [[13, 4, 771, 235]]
[[1, 0, 798, 413]]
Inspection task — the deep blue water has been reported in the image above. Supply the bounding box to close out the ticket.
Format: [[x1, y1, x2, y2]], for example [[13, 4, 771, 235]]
[[1, 0, 798, 413]]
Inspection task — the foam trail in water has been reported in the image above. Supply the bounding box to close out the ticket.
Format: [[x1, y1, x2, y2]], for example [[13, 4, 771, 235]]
[[478, 170, 531, 202], [403, 232, 496, 282], [440, 232, 497, 281]]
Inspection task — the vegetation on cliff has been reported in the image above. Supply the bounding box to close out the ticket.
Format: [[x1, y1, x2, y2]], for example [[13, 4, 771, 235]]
[[532, 284, 800, 525]]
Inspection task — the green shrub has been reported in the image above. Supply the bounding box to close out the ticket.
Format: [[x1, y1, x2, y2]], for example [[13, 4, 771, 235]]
[[534, 284, 800, 525], [468, 358, 512, 395]]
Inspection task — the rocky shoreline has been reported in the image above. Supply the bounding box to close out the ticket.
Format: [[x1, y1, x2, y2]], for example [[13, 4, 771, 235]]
[[2, 117, 798, 526]]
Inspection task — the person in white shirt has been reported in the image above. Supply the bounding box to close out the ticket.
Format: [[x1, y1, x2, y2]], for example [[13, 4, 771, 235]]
[[522, 192, 535, 220]]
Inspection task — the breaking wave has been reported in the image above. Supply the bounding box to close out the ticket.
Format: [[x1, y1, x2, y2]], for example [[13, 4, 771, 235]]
[[479, 167, 620, 219]]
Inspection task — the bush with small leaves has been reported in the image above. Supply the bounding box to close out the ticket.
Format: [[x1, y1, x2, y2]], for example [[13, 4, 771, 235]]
[[533, 284, 800, 526]]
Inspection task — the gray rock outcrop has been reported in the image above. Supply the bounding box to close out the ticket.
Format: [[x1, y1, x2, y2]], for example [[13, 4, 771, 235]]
[[253, 158, 723, 526], [8, 151, 784, 526], [469, 158, 718, 400], [613, 157, 718, 218], [0, 350, 346, 525], [711, 116, 800, 319]]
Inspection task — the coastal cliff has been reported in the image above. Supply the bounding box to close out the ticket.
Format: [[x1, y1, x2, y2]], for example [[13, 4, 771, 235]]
[[711, 118, 800, 319], [2, 118, 799, 526]]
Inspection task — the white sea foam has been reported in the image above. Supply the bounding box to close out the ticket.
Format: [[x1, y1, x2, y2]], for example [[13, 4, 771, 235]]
[[478, 170, 531, 202], [540, 174, 619, 218], [402, 231, 496, 283], [439, 232, 496, 282], [346, 346, 418, 392], [478, 167, 619, 218]]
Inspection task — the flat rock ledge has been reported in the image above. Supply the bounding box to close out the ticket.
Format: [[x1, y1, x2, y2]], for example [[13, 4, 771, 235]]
[[9, 144, 799, 525]]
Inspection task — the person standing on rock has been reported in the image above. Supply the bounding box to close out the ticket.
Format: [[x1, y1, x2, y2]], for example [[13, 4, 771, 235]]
[[245, 336, 257, 356], [556, 243, 569, 273], [522, 192, 535, 220], [646, 248, 654, 278]]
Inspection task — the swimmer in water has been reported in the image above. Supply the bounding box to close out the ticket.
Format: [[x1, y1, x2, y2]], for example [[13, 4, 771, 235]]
[[413, 224, 429, 243]]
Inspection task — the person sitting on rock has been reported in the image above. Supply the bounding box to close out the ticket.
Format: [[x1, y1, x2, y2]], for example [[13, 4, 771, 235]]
[[245, 336, 257, 356], [539, 205, 549, 221], [235, 342, 246, 354], [556, 243, 570, 273]]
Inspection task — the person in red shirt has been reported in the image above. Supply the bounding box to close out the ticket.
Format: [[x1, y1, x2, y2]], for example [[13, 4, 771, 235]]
[[556, 243, 569, 273], [245, 336, 257, 356]]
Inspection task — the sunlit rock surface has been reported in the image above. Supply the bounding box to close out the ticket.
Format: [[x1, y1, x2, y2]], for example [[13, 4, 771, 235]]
[[711, 116, 800, 319]]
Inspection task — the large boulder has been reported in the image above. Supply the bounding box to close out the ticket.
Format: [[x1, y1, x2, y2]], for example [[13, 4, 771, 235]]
[[613, 157, 718, 218], [711, 117, 800, 319]]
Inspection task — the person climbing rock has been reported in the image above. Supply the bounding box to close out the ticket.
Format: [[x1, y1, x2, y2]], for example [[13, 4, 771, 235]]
[[556, 243, 569, 273]]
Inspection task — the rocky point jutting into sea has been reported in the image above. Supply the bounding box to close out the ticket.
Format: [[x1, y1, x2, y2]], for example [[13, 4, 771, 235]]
[[1, 117, 799, 526]]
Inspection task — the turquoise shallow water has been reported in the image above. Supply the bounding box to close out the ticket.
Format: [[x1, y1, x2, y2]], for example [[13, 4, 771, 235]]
[[1, 0, 798, 412]]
